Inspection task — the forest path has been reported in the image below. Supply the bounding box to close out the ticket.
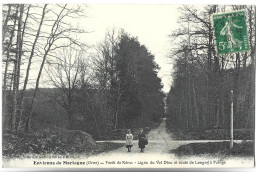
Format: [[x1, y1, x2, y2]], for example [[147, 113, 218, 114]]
[[96, 118, 248, 152], [3, 118, 254, 168], [90, 118, 254, 168], [96, 118, 177, 154]]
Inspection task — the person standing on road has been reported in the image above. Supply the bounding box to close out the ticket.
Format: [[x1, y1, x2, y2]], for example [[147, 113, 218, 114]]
[[126, 129, 133, 152], [138, 128, 147, 152]]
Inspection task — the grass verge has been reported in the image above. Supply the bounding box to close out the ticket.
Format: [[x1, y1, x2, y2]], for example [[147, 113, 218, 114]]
[[170, 141, 254, 157]]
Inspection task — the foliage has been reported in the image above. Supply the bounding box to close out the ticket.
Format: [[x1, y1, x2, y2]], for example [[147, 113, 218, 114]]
[[2, 131, 124, 159], [166, 5, 255, 131], [114, 32, 164, 129], [171, 141, 254, 156]]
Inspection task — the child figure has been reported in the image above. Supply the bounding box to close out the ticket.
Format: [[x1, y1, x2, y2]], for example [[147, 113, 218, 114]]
[[126, 129, 133, 152], [138, 128, 146, 152]]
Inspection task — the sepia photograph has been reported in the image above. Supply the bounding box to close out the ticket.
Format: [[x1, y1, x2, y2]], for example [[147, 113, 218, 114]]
[[1, 0, 256, 169]]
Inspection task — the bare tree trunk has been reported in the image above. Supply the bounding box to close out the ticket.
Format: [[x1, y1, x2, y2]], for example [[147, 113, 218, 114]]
[[2, 4, 11, 42], [67, 105, 73, 130], [25, 5, 67, 133], [208, 5, 217, 129], [25, 41, 54, 133], [192, 77, 199, 128], [12, 4, 24, 132], [233, 53, 241, 127], [184, 90, 188, 129], [221, 99, 225, 128], [188, 72, 193, 129], [202, 100, 206, 128], [243, 52, 247, 67], [25, 51, 48, 133], [179, 101, 182, 128], [248, 6, 254, 62], [114, 84, 122, 130], [215, 98, 220, 128], [3, 6, 18, 130], [16, 5, 31, 131], [90, 103, 100, 136], [18, 5, 46, 131]]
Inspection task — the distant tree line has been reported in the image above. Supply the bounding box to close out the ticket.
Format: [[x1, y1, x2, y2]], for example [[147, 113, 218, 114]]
[[166, 5, 255, 130], [2, 4, 164, 137]]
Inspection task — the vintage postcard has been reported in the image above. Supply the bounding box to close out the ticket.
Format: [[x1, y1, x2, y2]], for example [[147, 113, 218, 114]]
[[1, 1, 256, 169]]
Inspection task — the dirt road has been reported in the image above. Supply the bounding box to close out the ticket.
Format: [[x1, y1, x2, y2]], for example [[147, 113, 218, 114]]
[[90, 118, 254, 168], [3, 118, 254, 168], [96, 118, 177, 154]]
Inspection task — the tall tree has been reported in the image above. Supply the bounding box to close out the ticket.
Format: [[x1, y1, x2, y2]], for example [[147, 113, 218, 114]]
[[11, 4, 24, 131], [93, 29, 121, 130], [167, 5, 255, 130], [115, 32, 164, 128], [2, 4, 18, 128]]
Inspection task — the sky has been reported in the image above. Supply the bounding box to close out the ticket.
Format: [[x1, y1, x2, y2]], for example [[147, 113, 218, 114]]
[[3, 0, 256, 94], [81, 4, 180, 93]]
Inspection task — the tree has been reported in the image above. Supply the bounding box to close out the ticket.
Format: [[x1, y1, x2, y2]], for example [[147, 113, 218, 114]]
[[167, 5, 255, 130], [2, 4, 88, 133], [2, 4, 18, 129], [46, 45, 85, 130], [115, 32, 164, 128], [93, 29, 122, 130], [23, 4, 88, 133], [92, 30, 164, 130]]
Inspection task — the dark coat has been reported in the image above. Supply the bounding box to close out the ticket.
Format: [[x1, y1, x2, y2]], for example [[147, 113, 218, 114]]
[[138, 133, 146, 148]]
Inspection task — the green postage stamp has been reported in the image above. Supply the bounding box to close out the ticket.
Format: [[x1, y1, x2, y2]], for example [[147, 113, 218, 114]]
[[212, 11, 250, 55]]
